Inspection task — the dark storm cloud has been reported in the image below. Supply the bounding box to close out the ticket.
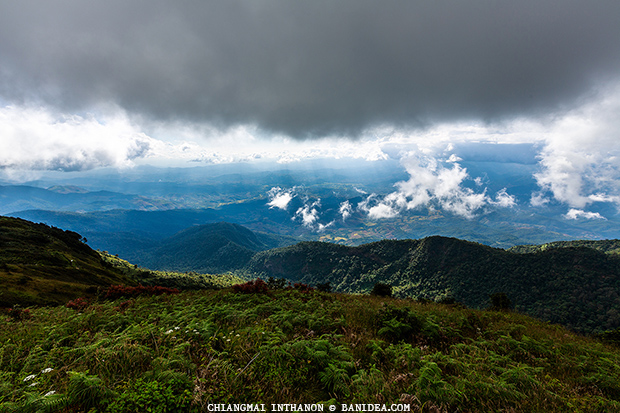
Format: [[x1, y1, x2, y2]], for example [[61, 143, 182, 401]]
[[1, 0, 620, 138]]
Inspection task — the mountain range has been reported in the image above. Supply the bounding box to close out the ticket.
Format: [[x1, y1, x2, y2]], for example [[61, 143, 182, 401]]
[[3, 214, 620, 335]]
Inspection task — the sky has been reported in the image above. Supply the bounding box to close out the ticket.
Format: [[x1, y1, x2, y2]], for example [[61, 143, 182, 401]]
[[1, 1, 620, 218]]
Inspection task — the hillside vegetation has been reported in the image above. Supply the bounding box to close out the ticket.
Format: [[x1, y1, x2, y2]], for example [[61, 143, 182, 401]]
[[508, 239, 620, 254], [0, 217, 133, 307], [245, 237, 620, 333], [0, 217, 240, 308], [99, 251, 243, 290], [3, 287, 620, 412]]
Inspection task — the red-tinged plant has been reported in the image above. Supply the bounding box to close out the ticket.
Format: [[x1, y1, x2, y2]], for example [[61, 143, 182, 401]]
[[232, 279, 269, 294], [293, 282, 314, 293], [66, 297, 90, 311], [104, 285, 180, 300], [116, 300, 133, 312], [6, 306, 31, 321]]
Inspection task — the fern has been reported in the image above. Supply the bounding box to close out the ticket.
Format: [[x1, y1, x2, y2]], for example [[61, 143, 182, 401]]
[[1, 392, 68, 413], [66, 371, 113, 410], [319, 363, 350, 396]]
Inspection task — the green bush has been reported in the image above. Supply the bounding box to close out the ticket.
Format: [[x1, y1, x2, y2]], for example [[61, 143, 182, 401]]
[[107, 375, 193, 413], [371, 282, 392, 297]]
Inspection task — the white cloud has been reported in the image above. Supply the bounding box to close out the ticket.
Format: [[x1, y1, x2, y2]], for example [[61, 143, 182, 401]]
[[339, 200, 353, 221], [366, 202, 401, 219], [534, 84, 620, 209], [530, 192, 550, 207], [359, 151, 525, 219], [381, 154, 487, 219], [318, 221, 335, 232], [563, 209, 606, 220], [0, 105, 154, 171], [491, 188, 517, 208], [295, 201, 320, 227], [266, 187, 293, 210], [358, 193, 401, 219], [446, 153, 462, 163]]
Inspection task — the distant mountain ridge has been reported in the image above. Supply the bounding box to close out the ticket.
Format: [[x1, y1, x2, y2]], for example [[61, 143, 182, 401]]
[[136, 222, 298, 273], [508, 239, 620, 254]]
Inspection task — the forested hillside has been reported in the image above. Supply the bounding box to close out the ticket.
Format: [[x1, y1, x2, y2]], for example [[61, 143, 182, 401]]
[[245, 237, 620, 333], [508, 239, 620, 254]]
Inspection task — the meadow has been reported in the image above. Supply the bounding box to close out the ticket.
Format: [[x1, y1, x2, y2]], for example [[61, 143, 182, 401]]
[[2, 283, 620, 412]]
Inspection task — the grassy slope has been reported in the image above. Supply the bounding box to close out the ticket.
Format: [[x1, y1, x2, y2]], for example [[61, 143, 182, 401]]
[[0, 217, 134, 307], [0, 217, 242, 308], [2, 289, 620, 412], [99, 251, 244, 289], [244, 237, 620, 333]]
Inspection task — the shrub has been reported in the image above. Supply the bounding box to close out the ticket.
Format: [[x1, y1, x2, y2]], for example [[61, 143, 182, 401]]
[[267, 276, 287, 290], [66, 297, 90, 311], [293, 282, 314, 293], [489, 292, 513, 311], [371, 282, 392, 297], [6, 306, 31, 321], [316, 281, 332, 293], [107, 376, 193, 413], [232, 279, 269, 294], [105, 285, 180, 300], [66, 371, 113, 411], [377, 304, 424, 342]]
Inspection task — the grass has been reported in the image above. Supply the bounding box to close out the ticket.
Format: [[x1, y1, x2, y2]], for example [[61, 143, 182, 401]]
[[2, 287, 620, 412]]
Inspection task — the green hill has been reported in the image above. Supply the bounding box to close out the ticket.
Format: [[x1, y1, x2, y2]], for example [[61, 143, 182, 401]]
[[508, 239, 620, 254], [138, 222, 298, 273], [245, 237, 620, 333], [3, 288, 620, 412], [0, 216, 137, 307]]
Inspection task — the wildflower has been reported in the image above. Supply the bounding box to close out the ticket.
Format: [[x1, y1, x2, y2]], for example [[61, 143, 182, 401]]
[[174, 326, 180, 330], [23, 374, 36, 382], [236, 334, 240, 337], [41, 368, 53, 374], [29, 382, 39, 387], [44, 391, 56, 396], [165, 329, 173, 334], [226, 338, 231, 342]]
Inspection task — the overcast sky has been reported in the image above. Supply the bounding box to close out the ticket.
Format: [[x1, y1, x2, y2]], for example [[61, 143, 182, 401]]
[[1, 1, 620, 216]]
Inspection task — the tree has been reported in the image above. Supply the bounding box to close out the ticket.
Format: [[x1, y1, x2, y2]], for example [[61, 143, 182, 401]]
[[371, 282, 392, 297], [489, 292, 512, 311]]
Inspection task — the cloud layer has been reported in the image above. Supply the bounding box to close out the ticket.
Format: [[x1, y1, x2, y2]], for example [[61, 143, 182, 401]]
[[0, 106, 152, 171], [1, 1, 620, 138], [358, 152, 518, 219]]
